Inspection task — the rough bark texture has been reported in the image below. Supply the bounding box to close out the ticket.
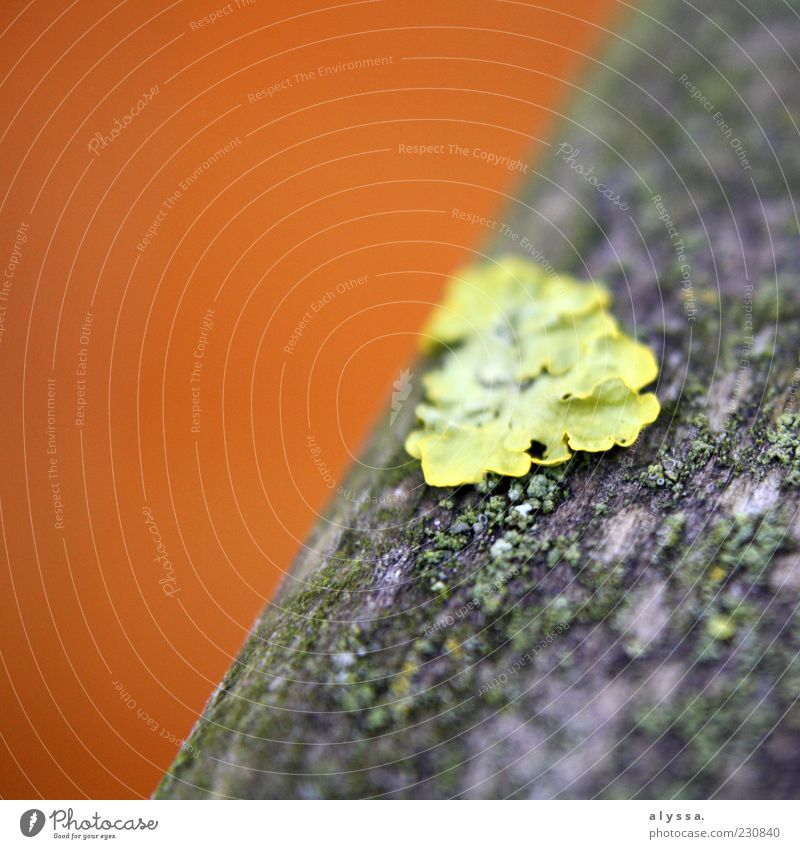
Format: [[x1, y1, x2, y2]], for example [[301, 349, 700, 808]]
[[157, 0, 800, 799]]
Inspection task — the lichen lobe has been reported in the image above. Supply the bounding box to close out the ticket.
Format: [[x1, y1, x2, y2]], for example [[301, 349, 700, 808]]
[[406, 257, 661, 486]]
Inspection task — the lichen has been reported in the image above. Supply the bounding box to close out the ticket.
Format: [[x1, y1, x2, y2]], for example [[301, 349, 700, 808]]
[[406, 257, 661, 485], [762, 413, 800, 485]]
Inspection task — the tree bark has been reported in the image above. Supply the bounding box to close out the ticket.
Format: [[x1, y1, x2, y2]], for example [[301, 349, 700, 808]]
[[156, 0, 800, 799]]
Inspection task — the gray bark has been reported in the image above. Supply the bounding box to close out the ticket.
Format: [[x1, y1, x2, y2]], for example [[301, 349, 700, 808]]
[[157, 0, 800, 799]]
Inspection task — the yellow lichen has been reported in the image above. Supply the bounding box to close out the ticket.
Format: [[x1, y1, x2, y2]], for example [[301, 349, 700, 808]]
[[407, 257, 661, 486]]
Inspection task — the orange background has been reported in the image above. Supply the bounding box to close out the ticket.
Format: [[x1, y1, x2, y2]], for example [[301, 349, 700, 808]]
[[0, 0, 619, 798]]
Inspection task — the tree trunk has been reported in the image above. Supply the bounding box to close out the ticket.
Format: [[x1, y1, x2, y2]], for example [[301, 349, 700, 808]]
[[156, 0, 800, 799]]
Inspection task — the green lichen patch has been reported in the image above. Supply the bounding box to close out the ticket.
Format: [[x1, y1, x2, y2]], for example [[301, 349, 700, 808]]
[[762, 413, 800, 485]]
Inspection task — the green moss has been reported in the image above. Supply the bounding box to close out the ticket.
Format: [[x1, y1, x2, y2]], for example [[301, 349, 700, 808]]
[[526, 470, 566, 513], [630, 606, 800, 798], [706, 613, 736, 641], [659, 512, 686, 551], [575, 560, 626, 623], [762, 413, 800, 485], [542, 534, 579, 569], [716, 513, 790, 579]]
